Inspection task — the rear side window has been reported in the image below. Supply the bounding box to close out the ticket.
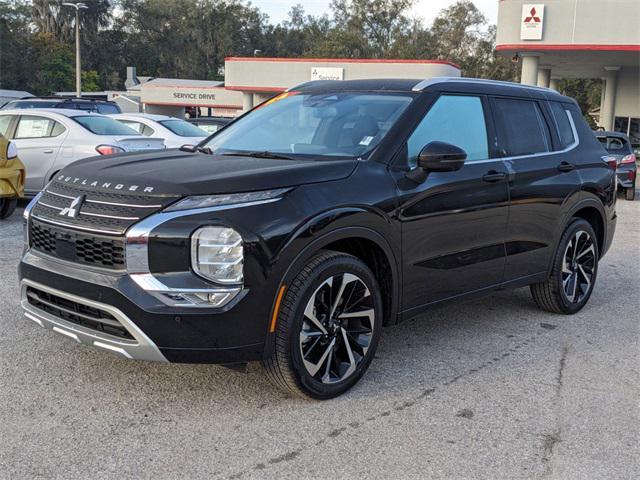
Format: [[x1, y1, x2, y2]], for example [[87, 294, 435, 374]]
[[118, 120, 154, 136], [549, 102, 575, 149], [407, 95, 489, 167], [15, 116, 56, 138], [73, 115, 140, 135], [493, 98, 551, 156]]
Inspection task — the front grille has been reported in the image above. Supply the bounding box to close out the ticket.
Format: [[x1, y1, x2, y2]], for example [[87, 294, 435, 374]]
[[30, 219, 126, 269], [32, 180, 179, 235], [26, 286, 134, 340]]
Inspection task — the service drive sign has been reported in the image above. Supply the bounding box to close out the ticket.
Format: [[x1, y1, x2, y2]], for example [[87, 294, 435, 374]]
[[311, 67, 344, 81], [520, 4, 544, 40]]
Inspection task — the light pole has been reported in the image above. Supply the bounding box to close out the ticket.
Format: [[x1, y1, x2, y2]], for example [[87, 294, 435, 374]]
[[62, 2, 88, 97]]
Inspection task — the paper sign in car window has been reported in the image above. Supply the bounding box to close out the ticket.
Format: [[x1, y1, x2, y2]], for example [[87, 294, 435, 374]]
[[359, 136, 374, 146], [16, 119, 51, 138]]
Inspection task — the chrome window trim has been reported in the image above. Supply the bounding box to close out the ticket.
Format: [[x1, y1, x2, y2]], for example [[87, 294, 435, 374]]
[[21, 279, 167, 362]]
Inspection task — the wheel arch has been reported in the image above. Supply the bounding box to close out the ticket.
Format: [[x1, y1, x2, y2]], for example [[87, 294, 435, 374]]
[[277, 223, 401, 328]]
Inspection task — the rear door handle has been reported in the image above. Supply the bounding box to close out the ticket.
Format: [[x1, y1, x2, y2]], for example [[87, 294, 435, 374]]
[[557, 161, 575, 172], [43, 149, 54, 154], [482, 170, 507, 182]]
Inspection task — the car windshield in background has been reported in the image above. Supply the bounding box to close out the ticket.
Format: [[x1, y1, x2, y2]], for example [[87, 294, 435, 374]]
[[1, 100, 59, 110], [203, 92, 413, 159], [597, 136, 632, 154], [159, 119, 208, 137], [73, 115, 140, 135]]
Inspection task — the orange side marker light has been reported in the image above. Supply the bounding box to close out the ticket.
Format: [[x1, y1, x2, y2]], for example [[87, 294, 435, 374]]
[[269, 285, 287, 333]]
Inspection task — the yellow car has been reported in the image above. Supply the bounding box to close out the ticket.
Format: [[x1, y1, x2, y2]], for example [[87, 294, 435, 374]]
[[0, 133, 25, 219]]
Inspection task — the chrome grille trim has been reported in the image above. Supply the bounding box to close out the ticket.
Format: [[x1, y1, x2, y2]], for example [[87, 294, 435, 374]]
[[31, 215, 123, 235], [48, 190, 162, 209]]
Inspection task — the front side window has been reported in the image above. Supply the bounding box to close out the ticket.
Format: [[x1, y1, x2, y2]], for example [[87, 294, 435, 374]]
[[159, 119, 208, 137], [15, 116, 55, 139], [407, 95, 489, 168], [549, 102, 575, 149], [73, 115, 140, 135], [204, 92, 413, 159], [493, 98, 551, 156]]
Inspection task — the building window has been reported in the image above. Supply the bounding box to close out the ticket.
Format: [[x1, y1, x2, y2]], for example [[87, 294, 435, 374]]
[[614, 116, 640, 149]]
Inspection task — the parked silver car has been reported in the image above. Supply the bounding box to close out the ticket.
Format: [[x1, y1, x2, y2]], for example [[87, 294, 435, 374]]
[[0, 109, 165, 195], [108, 113, 208, 148]]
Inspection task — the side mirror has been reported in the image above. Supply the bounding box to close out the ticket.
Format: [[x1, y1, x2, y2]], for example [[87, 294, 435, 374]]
[[405, 141, 467, 183], [418, 141, 467, 172]]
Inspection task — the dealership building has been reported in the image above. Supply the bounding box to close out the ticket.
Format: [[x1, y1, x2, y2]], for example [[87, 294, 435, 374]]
[[115, 58, 460, 118], [496, 0, 639, 142]]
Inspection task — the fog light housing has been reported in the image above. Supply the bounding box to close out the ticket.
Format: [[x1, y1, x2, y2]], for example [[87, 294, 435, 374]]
[[191, 226, 243, 284]]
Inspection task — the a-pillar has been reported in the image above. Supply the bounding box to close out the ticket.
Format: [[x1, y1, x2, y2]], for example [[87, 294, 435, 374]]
[[242, 92, 254, 112], [537, 68, 551, 88], [601, 67, 620, 131], [520, 54, 540, 86]]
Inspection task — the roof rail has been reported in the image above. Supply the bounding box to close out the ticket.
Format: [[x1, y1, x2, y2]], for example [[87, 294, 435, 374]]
[[412, 77, 556, 93]]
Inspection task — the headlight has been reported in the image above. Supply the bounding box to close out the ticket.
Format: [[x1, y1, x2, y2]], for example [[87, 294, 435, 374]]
[[191, 226, 243, 284], [166, 188, 290, 212]]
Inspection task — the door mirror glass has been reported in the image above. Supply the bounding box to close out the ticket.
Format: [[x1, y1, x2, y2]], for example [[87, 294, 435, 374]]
[[418, 141, 467, 172]]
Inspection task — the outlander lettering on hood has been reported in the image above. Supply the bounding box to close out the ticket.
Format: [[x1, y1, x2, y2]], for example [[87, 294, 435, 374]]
[[56, 174, 155, 193]]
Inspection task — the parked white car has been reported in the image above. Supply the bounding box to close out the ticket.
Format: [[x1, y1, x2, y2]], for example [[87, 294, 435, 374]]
[[0, 109, 165, 195], [108, 113, 209, 148]]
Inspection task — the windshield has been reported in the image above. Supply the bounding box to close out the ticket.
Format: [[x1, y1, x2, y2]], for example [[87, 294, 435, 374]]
[[159, 119, 208, 137], [203, 91, 413, 158], [73, 115, 140, 135]]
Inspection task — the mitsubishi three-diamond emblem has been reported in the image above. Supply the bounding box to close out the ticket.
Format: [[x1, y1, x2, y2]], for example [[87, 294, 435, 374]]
[[59, 195, 86, 219]]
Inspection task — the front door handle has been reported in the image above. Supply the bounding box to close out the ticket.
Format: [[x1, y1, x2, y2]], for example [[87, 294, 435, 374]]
[[557, 161, 575, 172], [43, 149, 54, 154], [482, 170, 507, 182]]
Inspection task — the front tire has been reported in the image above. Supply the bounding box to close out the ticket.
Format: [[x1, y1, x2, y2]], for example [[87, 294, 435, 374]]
[[530, 219, 599, 314], [0, 198, 17, 219], [263, 250, 382, 399]]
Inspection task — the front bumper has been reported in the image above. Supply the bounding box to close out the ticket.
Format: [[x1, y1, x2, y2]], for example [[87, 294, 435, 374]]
[[19, 252, 268, 364]]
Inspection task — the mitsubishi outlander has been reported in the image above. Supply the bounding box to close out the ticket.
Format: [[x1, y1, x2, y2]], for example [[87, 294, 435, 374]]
[[19, 78, 617, 398]]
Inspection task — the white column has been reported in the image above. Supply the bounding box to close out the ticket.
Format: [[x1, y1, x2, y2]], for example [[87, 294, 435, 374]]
[[520, 54, 540, 86], [537, 68, 551, 88], [242, 92, 254, 112], [601, 67, 620, 131], [599, 78, 606, 127], [549, 78, 560, 91]]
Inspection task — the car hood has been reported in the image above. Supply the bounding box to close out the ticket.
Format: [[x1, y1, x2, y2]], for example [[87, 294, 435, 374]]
[[58, 149, 358, 196]]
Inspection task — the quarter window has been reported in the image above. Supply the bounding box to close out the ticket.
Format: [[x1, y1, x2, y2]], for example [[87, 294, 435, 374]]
[[407, 95, 489, 168], [549, 102, 575, 149], [493, 98, 551, 156]]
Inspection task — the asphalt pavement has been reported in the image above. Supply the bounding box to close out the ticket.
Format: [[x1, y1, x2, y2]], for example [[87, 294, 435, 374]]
[[0, 196, 638, 479]]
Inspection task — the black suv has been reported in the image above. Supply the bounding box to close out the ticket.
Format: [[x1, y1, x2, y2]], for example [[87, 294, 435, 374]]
[[1, 97, 121, 114], [19, 78, 616, 398]]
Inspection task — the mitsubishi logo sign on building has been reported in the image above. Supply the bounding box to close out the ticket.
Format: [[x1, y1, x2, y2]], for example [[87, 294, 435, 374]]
[[520, 4, 545, 40]]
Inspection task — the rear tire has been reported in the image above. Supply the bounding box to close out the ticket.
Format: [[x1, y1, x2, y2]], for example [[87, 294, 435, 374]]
[[262, 250, 382, 399], [625, 185, 635, 201], [0, 198, 17, 219], [530, 219, 599, 314]]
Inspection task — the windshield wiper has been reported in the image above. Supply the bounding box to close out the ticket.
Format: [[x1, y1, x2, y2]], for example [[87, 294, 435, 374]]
[[221, 151, 296, 160], [179, 145, 213, 154]]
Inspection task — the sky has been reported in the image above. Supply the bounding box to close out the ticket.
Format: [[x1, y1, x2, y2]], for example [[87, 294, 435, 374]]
[[250, 0, 499, 26]]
